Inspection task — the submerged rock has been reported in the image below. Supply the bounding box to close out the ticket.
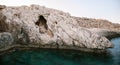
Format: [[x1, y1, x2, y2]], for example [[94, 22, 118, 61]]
[[0, 32, 13, 48], [0, 5, 115, 52]]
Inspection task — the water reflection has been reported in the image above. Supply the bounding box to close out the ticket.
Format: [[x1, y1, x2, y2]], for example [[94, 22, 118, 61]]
[[108, 37, 120, 65], [0, 38, 120, 65]]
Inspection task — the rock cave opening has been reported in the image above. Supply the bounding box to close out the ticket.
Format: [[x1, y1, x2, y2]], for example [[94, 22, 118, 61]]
[[0, 14, 8, 32], [35, 15, 48, 33]]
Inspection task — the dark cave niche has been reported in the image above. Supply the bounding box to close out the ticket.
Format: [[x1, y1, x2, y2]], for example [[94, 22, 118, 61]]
[[0, 14, 8, 32], [35, 15, 48, 33]]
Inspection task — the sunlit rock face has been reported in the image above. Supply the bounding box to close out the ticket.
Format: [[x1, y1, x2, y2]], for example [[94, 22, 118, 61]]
[[0, 5, 114, 52]]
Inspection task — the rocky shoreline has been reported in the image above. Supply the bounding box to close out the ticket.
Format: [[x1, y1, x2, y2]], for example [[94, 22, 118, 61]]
[[0, 44, 108, 56], [0, 5, 120, 53]]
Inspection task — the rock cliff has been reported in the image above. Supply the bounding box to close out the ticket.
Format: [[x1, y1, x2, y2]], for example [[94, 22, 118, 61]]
[[0, 5, 118, 52]]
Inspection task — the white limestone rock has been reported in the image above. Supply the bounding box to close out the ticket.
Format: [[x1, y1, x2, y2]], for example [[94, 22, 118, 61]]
[[0, 5, 113, 51]]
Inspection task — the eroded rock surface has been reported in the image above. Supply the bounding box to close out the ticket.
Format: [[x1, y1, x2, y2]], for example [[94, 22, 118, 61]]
[[0, 5, 115, 52], [0, 32, 13, 48]]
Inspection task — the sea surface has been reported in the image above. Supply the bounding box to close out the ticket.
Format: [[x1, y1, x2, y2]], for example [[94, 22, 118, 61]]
[[0, 38, 120, 65]]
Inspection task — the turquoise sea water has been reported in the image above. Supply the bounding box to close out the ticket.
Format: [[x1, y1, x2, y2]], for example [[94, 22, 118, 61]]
[[0, 38, 120, 65]]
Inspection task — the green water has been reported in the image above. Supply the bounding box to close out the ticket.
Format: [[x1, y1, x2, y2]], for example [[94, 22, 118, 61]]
[[0, 38, 120, 65]]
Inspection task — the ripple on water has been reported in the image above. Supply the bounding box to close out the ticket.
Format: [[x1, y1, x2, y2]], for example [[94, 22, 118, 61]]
[[0, 38, 120, 65], [108, 37, 120, 65]]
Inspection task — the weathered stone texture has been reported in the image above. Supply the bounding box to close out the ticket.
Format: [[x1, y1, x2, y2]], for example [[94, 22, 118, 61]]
[[0, 5, 117, 52]]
